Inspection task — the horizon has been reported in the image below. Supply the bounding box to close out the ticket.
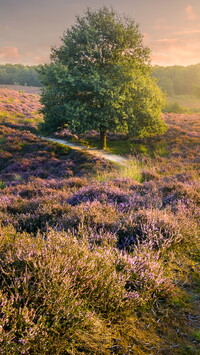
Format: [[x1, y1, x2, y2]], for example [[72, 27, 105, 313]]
[[1, 0, 200, 67], [1, 62, 200, 69]]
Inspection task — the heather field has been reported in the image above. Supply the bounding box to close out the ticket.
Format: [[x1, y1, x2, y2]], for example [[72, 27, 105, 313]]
[[0, 88, 199, 354], [0, 88, 42, 132]]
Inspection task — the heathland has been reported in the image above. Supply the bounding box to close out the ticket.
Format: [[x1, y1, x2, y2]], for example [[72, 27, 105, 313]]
[[0, 87, 199, 354]]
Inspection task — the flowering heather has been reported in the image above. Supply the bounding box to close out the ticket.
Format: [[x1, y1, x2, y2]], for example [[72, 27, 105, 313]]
[[0, 88, 42, 116], [164, 112, 200, 137], [0, 90, 199, 354], [0, 88, 43, 130], [67, 184, 131, 206]]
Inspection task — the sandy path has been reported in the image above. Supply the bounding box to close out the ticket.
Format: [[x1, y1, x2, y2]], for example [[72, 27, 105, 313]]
[[41, 136, 128, 164]]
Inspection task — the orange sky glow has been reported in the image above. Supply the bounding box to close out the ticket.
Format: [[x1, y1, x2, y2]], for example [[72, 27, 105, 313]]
[[1, 0, 200, 67]]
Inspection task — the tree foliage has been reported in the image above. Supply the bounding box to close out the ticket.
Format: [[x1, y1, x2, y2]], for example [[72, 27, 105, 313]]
[[39, 7, 166, 148]]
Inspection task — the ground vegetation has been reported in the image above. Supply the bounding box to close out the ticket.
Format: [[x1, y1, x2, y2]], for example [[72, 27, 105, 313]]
[[0, 88, 199, 354]]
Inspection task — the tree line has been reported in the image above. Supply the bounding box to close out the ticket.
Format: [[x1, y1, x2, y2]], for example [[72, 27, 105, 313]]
[[152, 64, 200, 96], [0, 64, 41, 87], [1, 63, 200, 96]]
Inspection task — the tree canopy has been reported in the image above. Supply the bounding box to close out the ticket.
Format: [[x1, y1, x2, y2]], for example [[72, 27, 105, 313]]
[[39, 7, 166, 148]]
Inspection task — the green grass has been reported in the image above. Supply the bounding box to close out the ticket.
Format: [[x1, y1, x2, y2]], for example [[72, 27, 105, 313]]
[[74, 137, 131, 155], [193, 331, 200, 342], [105, 140, 130, 155], [81, 138, 168, 157], [105, 140, 169, 158], [95, 159, 142, 182]]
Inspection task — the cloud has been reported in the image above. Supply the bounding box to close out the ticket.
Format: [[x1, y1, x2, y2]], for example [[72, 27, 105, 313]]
[[142, 32, 152, 46], [0, 46, 20, 63], [0, 45, 50, 65], [154, 38, 179, 46], [153, 17, 176, 31], [151, 53, 175, 66], [22, 47, 50, 65], [24, 54, 50, 65], [150, 36, 200, 66], [173, 26, 200, 36], [185, 5, 197, 20], [153, 16, 182, 35], [154, 17, 167, 30], [146, 11, 200, 67]]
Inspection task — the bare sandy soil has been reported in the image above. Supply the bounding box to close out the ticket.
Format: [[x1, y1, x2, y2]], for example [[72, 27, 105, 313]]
[[42, 136, 128, 164]]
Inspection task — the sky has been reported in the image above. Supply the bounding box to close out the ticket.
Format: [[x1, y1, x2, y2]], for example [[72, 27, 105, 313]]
[[1, 0, 200, 67]]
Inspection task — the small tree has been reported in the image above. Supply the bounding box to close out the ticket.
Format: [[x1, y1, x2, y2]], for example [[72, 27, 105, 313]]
[[39, 7, 166, 149]]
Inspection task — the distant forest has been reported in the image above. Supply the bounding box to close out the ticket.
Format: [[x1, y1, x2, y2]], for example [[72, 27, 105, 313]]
[[0, 64, 41, 87], [153, 63, 200, 96], [1, 63, 200, 95]]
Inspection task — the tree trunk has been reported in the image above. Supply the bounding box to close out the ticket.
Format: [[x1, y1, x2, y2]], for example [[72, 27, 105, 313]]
[[100, 130, 107, 149]]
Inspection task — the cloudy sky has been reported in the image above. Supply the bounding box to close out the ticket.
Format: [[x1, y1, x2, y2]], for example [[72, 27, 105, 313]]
[[1, 0, 200, 66]]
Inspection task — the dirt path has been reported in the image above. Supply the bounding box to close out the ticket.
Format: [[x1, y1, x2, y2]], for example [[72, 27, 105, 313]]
[[41, 136, 128, 164]]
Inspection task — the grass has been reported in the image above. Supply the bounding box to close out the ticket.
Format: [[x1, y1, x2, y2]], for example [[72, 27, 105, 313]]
[[193, 331, 200, 342], [104, 139, 170, 157], [95, 159, 142, 182]]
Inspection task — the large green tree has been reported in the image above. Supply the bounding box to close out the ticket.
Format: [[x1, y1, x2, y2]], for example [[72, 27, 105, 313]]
[[39, 7, 166, 149]]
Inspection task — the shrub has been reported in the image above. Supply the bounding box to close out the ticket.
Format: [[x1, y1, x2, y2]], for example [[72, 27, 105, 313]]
[[124, 245, 174, 303], [0, 229, 128, 353], [67, 184, 131, 206], [117, 209, 183, 251]]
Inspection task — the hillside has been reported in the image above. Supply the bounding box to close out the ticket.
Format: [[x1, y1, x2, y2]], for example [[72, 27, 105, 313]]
[[0, 87, 199, 354]]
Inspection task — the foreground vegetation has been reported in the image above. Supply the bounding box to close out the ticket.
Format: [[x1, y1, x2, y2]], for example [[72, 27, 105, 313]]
[[0, 88, 199, 354]]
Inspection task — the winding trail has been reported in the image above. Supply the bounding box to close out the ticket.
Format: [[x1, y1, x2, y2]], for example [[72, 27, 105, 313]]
[[41, 136, 128, 165]]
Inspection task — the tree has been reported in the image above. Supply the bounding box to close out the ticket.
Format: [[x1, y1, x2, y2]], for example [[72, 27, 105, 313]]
[[39, 7, 166, 149]]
